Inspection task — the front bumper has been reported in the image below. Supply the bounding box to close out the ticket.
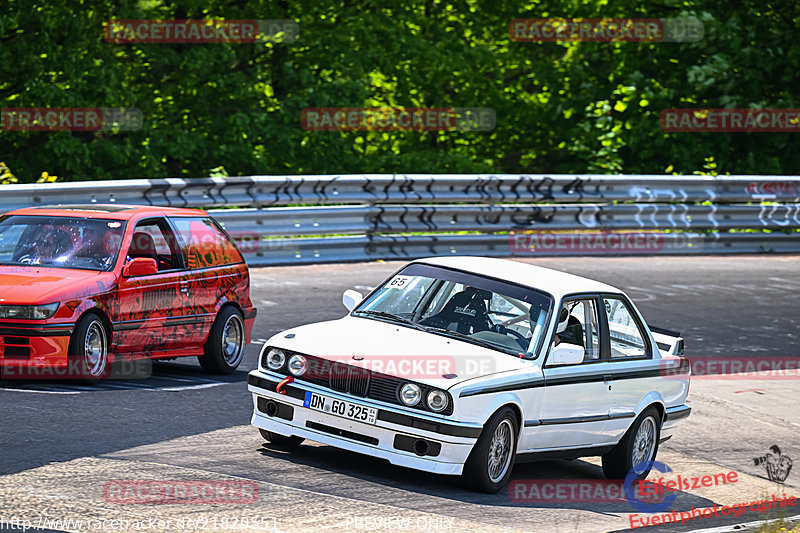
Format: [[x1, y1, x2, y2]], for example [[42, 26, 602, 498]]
[[0, 322, 73, 377], [248, 370, 482, 476]]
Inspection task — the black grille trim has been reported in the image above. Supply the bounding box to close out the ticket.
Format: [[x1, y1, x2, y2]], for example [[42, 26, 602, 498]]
[[264, 350, 453, 416]]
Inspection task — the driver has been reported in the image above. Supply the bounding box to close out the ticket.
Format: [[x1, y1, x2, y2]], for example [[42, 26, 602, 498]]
[[18, 228, 72, 264]]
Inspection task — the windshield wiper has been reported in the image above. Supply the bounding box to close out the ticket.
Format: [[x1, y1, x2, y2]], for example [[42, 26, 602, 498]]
[[422, 326, 517, 353], [354, 310, 427, 330]]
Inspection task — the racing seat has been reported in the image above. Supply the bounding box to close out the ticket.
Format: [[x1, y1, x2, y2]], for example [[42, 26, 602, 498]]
[[420, 287, 492, 334], [128, 231, 159, 265]]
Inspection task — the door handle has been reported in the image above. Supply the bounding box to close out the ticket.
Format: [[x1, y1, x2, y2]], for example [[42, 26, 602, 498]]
[[179, 282, 190, 293], [603, 374, 612, 390]]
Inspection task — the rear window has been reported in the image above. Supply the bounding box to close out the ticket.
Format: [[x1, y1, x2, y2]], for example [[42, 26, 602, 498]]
[[171, 217, 242, 269]]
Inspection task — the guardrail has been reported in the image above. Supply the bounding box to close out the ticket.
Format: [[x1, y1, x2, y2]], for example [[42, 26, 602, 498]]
[[2, 175, 799, 266]]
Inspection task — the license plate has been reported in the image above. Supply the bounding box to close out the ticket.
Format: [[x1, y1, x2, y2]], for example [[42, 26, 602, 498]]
[[303, 391, 377, 425]]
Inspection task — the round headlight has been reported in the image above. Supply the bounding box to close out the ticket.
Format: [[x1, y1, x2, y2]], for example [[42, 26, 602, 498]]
[[427, 390, 449, 412], [288, 354, 307, 376], [265, 348, 286, 371], [399, 383, 422, 406]]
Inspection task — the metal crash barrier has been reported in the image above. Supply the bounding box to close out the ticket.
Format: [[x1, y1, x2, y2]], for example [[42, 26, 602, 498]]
[[1, 175, 798, 266]]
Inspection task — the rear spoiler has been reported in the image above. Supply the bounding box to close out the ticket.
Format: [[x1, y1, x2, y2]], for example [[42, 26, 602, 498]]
[[649, 325, 685, 356]]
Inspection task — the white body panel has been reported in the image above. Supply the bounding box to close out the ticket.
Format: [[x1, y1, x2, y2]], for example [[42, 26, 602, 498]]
[[249, 256, 691, 477]]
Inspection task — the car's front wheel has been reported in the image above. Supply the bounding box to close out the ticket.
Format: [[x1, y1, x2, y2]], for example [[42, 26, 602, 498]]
[[199, 307, 245, 374], [602, 406, 662, 480], [68, 313, 109, 382], [259, 429, 304, 448], [462, 407, 518, 493]]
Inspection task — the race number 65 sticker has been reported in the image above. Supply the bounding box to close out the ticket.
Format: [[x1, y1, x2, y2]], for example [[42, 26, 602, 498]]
[[387, 276, 412, 289]]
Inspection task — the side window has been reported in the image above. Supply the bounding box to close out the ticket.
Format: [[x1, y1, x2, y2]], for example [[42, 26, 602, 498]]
[[171, 217, 243, 269], [557, 299, 601, 360], [129, 219, 181, 271], [604, 297, 648, 358]]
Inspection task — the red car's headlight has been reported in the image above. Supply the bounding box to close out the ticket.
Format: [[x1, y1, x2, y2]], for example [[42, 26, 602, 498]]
[[0, 303, 59, 319]]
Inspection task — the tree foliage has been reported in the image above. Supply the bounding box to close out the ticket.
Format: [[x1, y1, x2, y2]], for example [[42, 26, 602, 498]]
[[1, 0, 799, 181]]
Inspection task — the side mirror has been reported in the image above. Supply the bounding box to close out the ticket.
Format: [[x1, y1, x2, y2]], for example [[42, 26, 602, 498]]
[[550, 343, 585, 365], [123, 257, 158, 277], [342, 289, 363, 312]]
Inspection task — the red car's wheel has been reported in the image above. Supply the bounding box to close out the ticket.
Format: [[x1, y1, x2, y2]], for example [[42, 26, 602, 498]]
[[198, 307, 245, 374], [68, 313, 109, 381]]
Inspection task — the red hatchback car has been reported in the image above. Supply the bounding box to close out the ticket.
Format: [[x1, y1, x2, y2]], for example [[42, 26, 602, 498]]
[[0, 205, 256, 380]]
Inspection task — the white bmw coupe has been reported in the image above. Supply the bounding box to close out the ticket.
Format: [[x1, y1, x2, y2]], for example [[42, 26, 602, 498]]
[[248, 256, 691, 492]]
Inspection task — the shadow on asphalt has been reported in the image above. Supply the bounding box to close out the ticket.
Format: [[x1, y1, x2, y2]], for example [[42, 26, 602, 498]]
[[256, 442, 717, 513]]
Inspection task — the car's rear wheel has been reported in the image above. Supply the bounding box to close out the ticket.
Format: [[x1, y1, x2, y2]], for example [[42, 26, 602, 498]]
[[199, 307, 245, 374], [602, 406, 661, 480], [258, 428, 304, 448], [462, 407, 518, 493], [68, 313, 109, 382]]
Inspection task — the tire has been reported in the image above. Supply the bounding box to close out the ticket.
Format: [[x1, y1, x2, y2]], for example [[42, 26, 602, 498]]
[[68, 313, 109, 382], [198, 307, 245, 375], [602, 407, 662, 480], [462, 407, 518, 493], [259, 428, 304, 448]]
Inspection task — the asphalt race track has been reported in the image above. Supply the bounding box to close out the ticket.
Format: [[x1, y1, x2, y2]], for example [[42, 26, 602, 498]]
[[1, 255, 799, 533]]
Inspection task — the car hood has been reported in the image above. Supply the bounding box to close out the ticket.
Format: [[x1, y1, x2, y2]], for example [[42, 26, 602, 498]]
[[0, 266, 111, 304], [269, 315, 534, 389]]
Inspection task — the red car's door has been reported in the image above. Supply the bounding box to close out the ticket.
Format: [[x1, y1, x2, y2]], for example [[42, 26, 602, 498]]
[[169, 216, 247, 347], [114, 218, 190, 355]]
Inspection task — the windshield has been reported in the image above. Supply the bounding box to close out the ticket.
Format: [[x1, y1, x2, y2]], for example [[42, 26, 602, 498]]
[[0, 215, 126, 271], [353, 263, 553, 358]]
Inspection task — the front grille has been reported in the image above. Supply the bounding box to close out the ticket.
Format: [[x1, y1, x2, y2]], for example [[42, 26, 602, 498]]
[[347, 365, 370, 397], [265, 350, 453, 415], [329, 361, 348, 393]]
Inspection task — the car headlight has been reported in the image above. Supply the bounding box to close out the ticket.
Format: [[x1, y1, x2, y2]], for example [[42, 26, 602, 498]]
[[288, 354, 307, 376], [399, 383, 422, 406], [426, 389, 449, 412], [265, 348, 286, 371], [0, 303, 59, 320]]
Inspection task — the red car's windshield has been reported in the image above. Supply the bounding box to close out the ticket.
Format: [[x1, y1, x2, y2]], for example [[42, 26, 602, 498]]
[[0, 215, 126, 271]]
